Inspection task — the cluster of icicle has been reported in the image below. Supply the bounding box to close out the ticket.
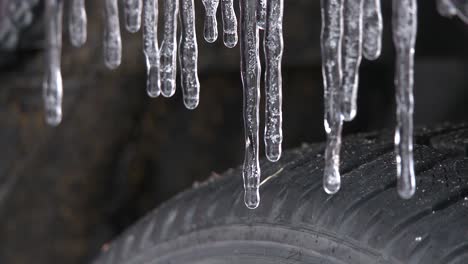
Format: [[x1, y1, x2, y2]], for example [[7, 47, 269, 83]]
[[43, 0, 200, 126], [42, 0, 467, 209], [320, 0, 417, 199], [200, 0, 284, 209]]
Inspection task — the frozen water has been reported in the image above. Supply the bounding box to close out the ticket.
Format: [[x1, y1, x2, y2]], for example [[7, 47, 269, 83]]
[[43, 0, 63, 126], [123, 0, 143, 33], [202, 0, 219, 43], [264, 0, 284, 162], [221, 0, 238, 48], [68, 0, 87, 47], [143, 0, 160, 97], [362, 0, 382, 60], [103, 0, 122, 69], [257, 0, 267, 29], [179, 0, 200, 109], [160, 0, 179, 97]]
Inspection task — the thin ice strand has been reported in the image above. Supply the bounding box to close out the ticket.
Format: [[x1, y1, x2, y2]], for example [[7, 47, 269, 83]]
[[264, 0, 284, 162], [103, 0, 122, 69], [240, 0, 261, 209], [44, 0, 64, 126], [436, 0, 456, 17], [221, 0, 238, 48], [143, 0, 160, 97], [124, 0, 143, 33], [362, 0, 382, 60], [179, 0, 200, 109], [257, 0, 267, 29], [321, 0, 344, 194], [392, 0, 417, 199], [160, 0, 179, 97], [340, 0, 364, 122], [68, 0, 87, 47]]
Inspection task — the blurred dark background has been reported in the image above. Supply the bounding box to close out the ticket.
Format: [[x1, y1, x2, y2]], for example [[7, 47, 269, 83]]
[[0, 0, 467, 263]]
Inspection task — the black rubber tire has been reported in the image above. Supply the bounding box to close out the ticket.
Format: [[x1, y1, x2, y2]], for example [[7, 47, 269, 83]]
[[92, 123, 468, 264]]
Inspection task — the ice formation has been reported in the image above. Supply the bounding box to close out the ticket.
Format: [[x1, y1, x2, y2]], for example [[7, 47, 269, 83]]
[[39, 0, 434, 207]]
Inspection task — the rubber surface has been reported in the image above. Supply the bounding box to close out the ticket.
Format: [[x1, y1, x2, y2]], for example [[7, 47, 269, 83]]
[[92, 123, 468, 264]]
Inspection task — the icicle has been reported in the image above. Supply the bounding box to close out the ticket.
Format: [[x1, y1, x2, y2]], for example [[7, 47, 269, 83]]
[[436, 0, 456, 18], [362, 0, 382, 60], [240, 0, 261, 209], [179, 0, 200, 109], [44, 0, 64, 126], [160, 0, 179, 97], [320, 0, 344, 194], [257, 0, 267, 29], [392, 0, 417, 199], [221, 0, 238, 48], [103, 0, 122, 69], [202, 0, 219, 43], [124, 0, 143, 33], [143, 0, 160, 97], [340, 0, 364, 122], [68, 0, 87, 47], [264, 0, 283, 162]]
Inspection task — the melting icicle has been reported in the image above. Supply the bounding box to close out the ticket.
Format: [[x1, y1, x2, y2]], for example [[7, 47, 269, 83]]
[[202, 0, 219, 43], [44, 0, 64, 126], [143, 0, 160, 97], [321, 0, 344, 194], [392, 0, 417, 199], [362, 0, 382, 60], [221, 0, 238, 48], [257, 0, 267, 29], [68, 0, 87, 47], [160, 0, 179, 97], [103, 0, 122, 69], [264, 0, 284, 162], [436, 0, 456, 18], [179, 0, 200, 109], [340, 0, 364, 122], [240, 0, 261, 209], [124, 0, 143, 33]]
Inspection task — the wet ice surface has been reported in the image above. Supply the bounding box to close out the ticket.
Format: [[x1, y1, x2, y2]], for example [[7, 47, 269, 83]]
[[202, 0, 219, 43], [392, 0, 417, 199], [362, 0, 382, 60], [159, 0, 179, 97], [123, 0, 143, 33], [143, 0, 160, 98], [68, 0, 87, 47], [179, 0, 200, 109], [43, 0, 64, 126], [221, 0, 238, 48], [103, 0, 122, 69]]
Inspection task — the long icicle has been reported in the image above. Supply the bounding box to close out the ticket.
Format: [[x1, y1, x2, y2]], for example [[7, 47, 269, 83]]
[[362, 0, 382, 60], [257, 0, 267, 29], [392, 0, 417, 199], [240, 0, 261, 209], [103, 0, 122, 69], [68, 0, 87, 47], [340, 0, 364, 122], [179, 0, 200, 109], [321, 0, 344, 194], [202, 0, 220, 43], [44, 0, 64, 126], [123, 0, 143, 33], [264, 0, 284, 162], [160, 0, 179, 97], [221, 0, 238, 48], [143, 0, 160, 97]]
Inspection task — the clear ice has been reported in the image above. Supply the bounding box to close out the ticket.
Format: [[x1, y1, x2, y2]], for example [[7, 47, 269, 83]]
[[240, 0, 261, 209], [143, 0, 160, 97], [68, 0, 87, 47], [340, 0, 364, 122], [221, 0, 238, 48], [160, 0, 179, 97], [103, 0, 122, 70], [362, 0, 382, 60], [179, 0, 201, 109], [43, 0, 64, 126], [124, 0, 143, 33], [264, 0, 284, 162], [321, 0, 344, 194], [257, 0, 267, 29], [392, 0, 417, 199], [202, 0, 220, 43]]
